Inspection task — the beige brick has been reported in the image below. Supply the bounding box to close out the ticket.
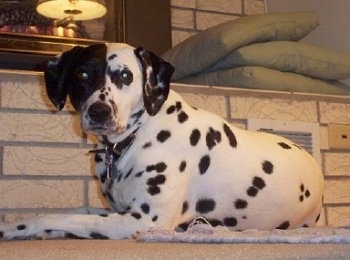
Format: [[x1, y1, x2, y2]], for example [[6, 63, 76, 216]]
[[319, 126, 330, 150], [196, 11, 239, 30], [244, 0, 265, 15], [230, 97, 317, 122], [181, 93, 227, 118], [197, 0, 242, 14], [171, 8, 194, 29], [171, 0, 196, 8], [3, 146, 94, 176], [327, 206, 350, 227], [324, 180, 350, 204], [317, 207, 327, 227], [0, 72, 73, 111], [324, 153, 350, 177], [88, 180, 110, 208], [0, 180, 84, 208], [0, 112, 82, 143], [320, 102, 350, 124]]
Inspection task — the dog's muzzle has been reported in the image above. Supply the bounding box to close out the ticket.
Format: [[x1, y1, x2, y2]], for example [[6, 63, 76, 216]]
[[88, 102, 111, 123], [82, 102, 117, 134]]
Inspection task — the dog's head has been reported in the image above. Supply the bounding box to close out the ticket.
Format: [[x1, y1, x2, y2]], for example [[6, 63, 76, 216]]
[[44, 43, 174, 135]]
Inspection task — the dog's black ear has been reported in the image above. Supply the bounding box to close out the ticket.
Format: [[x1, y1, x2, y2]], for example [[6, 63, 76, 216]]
[[44, 46, 84, 110], [134, 47, 174, 116]]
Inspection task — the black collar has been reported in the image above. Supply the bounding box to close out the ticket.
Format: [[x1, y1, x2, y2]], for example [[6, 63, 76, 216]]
[[89, 130, 137, 179]]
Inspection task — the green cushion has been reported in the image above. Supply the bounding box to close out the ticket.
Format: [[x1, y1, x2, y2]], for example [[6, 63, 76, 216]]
[[207, 41, 350, 80], [162, 12, 319, 80], [177, 66, 349, 95]]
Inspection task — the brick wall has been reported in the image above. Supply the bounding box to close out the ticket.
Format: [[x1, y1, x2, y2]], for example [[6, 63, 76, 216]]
[[1, 71, 350, 227]]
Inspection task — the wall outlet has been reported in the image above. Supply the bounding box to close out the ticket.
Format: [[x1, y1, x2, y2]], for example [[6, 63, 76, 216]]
[[328, 124, 350, 149]]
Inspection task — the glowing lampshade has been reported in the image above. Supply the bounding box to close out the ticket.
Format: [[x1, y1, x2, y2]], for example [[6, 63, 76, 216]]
[[36, 0, 107, 21]]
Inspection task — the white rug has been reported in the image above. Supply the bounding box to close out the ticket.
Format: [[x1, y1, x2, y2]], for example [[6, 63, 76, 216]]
[[138, 218, 350, 244]]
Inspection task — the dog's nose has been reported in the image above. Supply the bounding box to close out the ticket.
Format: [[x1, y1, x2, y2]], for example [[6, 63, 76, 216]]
[[88, 102, 111, 123]]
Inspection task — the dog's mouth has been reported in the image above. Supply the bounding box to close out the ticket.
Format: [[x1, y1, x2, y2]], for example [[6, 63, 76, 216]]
[[82, 124, 126, 136]]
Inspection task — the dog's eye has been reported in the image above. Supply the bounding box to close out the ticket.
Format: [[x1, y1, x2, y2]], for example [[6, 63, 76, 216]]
[[79, 72, 89, 80], [120, 69, 133, 83]]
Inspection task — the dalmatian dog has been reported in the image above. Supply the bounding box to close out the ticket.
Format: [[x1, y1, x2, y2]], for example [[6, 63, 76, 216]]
[[0, 43, 324, 240]]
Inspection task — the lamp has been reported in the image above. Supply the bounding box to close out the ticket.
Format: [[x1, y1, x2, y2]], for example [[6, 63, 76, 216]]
[[36, 0, 107, 21]]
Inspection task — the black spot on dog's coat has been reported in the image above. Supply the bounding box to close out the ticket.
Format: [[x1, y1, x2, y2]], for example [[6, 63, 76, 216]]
[[124, 168, 133, 180], [224, 217, 238, 227], [262, 161, 274, 174], [206, 127, 221, 150], [131, 212, 142, 220], [152, 215, 158, 222], [278, 142, 292, 149], [190, 129, 201, 146], [65, 232, 85, 239], [198, 155, 210, 175], [182, 201, 189, 214], [135, 171, 144, 177], [90, 232, 109, 239], [208, 219, 223, 227], [276, 221, 290, 230], [147, 186, 161, 195], [247, 186, 259, 197], [223, 123, 237, 148], [179, 161, 187, 172], [17, 224, 26, 231], [196, 198, 216, 214], [253, 176, 265, 190], [235, 199, 248, 209], [178, 111, 188, 123], [146, 162, 167, 173], [167, 105, 176, 114], [141, 203, 150, 214], [143, 142, 152, 149], [157, 130, 171, 143], [147, 175, 166, 186]]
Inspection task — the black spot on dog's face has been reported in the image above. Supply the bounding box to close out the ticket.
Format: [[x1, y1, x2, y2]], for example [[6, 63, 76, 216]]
[[107, 66, 133, 89]]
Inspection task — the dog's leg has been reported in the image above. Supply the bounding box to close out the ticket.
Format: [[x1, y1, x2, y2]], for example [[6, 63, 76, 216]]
[[0, 213, 155, 240]]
